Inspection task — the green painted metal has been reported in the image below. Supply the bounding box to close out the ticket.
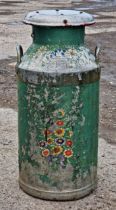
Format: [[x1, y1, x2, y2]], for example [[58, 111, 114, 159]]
[[32, 26, 85, 45], [16, 10, 100, 200]]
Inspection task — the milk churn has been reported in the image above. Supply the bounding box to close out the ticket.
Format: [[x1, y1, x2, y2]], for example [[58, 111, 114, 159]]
[[16, 10, 100, 200]]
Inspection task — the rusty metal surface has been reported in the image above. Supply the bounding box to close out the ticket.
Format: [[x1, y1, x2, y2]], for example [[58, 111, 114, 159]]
[[19, 177, 97, 201], [16, 66, 100, 85]]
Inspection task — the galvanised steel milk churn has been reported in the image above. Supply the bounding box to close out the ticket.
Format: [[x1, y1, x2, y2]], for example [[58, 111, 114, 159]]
[[16, 10, 101, 200]]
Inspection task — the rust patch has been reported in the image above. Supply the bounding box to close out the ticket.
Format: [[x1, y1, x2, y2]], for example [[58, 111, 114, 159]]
[[63, 19, 68, 25]]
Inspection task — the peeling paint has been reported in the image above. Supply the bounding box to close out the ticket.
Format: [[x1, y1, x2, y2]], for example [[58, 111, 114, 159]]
[[19, 46, 98, 73], [18, 80, 99, 199], [17, 10, 100, 200]]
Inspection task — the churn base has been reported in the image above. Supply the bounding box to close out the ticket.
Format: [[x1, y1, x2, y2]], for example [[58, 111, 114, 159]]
[[19, 178, 97, 201]]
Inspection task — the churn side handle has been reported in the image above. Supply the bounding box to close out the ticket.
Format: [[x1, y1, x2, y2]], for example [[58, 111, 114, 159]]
[[95, 44, 101, 61], [16, 44, 23, 64]]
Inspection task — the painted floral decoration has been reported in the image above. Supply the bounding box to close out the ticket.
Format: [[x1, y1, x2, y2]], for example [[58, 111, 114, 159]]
[[54, 128, 65, 137], [56, 120, 64, 126], [68, 131, 73, 137], [44, 129, 53, 136], [39, 108, 74, 168], [66, 140, 73, 147], [54, 109, 65, 118], [39, 141, 46, 148], [51, 146, 63, 156], [64, 149, 73, 158], [47, 138, 54, 144], [26, 80, 82, 175], [42, 149, 50, 157], [55, 138, 65, 145]]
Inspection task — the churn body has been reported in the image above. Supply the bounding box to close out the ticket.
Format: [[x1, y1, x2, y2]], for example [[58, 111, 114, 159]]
[[16, 10, 100, 200]]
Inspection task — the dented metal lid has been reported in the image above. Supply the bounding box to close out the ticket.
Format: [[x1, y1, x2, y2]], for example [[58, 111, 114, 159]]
[[23, 10, 95, 27]]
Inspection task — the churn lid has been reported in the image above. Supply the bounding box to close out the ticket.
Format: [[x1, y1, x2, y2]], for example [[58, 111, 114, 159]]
[[23, 10, 95, 27]]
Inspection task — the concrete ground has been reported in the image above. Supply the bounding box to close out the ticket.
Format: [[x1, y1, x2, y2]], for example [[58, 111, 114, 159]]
[[0, 108, 116, 210], [0, 0, 116, 209]]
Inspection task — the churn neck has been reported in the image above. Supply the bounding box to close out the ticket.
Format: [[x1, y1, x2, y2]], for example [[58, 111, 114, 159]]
[[32, 26, 85, 45]]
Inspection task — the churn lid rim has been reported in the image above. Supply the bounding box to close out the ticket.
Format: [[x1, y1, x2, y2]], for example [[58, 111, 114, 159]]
[[23, 9, 95, 26]]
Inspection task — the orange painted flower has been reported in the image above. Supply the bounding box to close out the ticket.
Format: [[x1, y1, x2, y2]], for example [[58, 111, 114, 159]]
[[66, 140, 73, 147], [56, 120, 64, 126], [44, 129, 52, 136], [42, 149, 50, 157], [52, 146, 63, 156], [54, 128, 65, 137], [64, 149, 73, 158], [47, 138, 54, 144]]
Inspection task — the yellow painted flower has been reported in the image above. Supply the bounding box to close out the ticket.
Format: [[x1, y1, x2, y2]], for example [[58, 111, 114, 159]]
[[53, 109, 65, 118], [54, 128, 65, 137], [58, 109, 65, 117], [47, 138, 54, 144], [51, 146, 63, 156]]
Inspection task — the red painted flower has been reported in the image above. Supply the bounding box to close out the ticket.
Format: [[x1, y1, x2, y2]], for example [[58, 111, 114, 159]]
[[56, 120, 64, 126], [64, 149, 73, 158], [66, 140, 73, 147], [42, 149, 50, 157]]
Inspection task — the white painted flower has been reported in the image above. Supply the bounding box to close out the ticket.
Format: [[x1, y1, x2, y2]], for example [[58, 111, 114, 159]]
[[69, 48, 77, 55], [56, 51, 63, 57]]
